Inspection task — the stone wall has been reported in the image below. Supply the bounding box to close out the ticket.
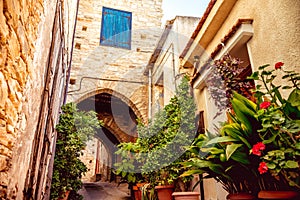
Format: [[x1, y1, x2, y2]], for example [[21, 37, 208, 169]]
[[68, 0, 163, 182], [0, 0, 72, 199], [67, 0, 164, 122]]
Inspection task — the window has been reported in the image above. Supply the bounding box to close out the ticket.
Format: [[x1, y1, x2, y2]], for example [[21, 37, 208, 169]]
[[196, 111, 205, 135], [100, 7, 132, 49]]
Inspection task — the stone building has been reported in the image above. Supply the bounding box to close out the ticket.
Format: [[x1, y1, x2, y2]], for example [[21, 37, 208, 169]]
[[144, 16, 200, 117], [0, 0, 77, 199], [67, 0, 163, 182], [179, 0, 300, 199]]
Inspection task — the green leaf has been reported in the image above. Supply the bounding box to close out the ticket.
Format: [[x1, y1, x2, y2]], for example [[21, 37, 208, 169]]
[[205, 136, 239, 146], [285, 160, 299, 168], [258, 64, 270, 70], [180, 169, 206, 177], [261, 70, 272, 76], [201, 147, 224, 155], [230, 151, 250, 164], [248, 71, 259, 80], [267, 163, 276, 169], [226, 144, 243, 160], [295, 142, 300, 150], [282, 86, 292, 90]]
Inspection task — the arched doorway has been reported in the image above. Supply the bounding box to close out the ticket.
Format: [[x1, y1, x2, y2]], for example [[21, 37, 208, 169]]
[[77, 91, 139, 182]]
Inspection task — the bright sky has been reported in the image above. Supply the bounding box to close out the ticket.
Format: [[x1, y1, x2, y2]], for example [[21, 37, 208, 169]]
[[162, 0, 210, 24]]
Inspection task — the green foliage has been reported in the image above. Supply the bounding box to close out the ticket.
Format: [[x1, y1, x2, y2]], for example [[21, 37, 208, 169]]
[[50, 103, 102, 199], [248, 63, 300, 189], [114, 76, 197, 191], [181, 61, 300, 194], [181, 93, 262, 194]]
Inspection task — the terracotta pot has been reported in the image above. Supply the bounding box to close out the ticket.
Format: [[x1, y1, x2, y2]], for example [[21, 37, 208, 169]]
[[258, 190, 299, 199], [172, 191, 200, 200], [133, 185, 142, 200], [58, 190, 70, 200], [226, 193, 256, 200], [155, 185, 174, 200]]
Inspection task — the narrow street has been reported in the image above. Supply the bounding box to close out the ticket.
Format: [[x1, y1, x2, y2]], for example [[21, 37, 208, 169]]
[[79, 182, 131, 200]]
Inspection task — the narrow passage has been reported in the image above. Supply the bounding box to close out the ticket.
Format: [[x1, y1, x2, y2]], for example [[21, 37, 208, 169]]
[[79, 182, 131, 200]]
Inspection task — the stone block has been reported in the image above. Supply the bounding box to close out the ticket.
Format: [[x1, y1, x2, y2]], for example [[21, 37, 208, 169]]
[[0, 73, 8, 106], [17, 21, 30, 58], [7, 78, 22, 109], [0, 1, 9, 42], [0, 155, 9, 172], [0, 145, 12, 158], [14, 58, 27, 87], [5, 99, 18, 127], [3, 0, 20, 28], [0, 134, 14, 149], [7, 30, 20, 59], [0, 171, 8, 185]]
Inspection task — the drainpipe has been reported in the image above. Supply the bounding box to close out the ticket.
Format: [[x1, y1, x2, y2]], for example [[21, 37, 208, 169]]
[[63, 0, 81, 104], [148, 68, 152, 121]]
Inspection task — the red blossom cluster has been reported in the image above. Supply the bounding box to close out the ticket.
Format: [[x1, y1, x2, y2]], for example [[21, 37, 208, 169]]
[[259, 101, 271, 109], [251, 142, 265, 156], [251, 142, 268, 174], [258, 162, 268, 174], [275, 61, 284, 70]]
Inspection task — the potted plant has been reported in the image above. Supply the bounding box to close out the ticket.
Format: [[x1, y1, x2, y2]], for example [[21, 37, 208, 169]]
[[181, 61, 300, 199], [114, 141, 148, 200], [114, 76, 198, 200], [180, 92, 261, 199], [247, 62, 300, 199], [50, 103, 102, 199]]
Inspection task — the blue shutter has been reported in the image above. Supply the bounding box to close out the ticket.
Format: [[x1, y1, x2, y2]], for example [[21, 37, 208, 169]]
[[100, 7, 132, 49]]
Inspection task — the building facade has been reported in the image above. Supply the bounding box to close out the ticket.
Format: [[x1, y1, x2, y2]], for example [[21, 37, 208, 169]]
[[179, 0, 300, 199], [67, 0, 163, 182]]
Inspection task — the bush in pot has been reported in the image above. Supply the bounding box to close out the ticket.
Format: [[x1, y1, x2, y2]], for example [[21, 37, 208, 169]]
[[114, 76, 198, 200], [50, 103, 102, 199]]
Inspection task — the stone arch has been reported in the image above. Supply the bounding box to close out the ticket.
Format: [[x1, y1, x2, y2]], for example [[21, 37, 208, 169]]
[[75, 88, 146, 124], [76, 89, 144, 181]]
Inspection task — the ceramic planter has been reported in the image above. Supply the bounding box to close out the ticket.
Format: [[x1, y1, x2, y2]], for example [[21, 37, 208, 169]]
[[155, 185, 174, 200], [172, 191, 200, 200], [258, 190, 299, 199], [226, 193, 256, 200]]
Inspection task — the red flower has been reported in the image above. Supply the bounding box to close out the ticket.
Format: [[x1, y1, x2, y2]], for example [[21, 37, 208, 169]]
[[252, 142, 266, 156], [260, 101, 271, 109], [275, 62, 284, 70], [258, 162, 268, 174]]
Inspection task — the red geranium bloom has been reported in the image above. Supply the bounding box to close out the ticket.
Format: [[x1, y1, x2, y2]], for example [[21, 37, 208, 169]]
[[260, 101, 271, 109], [252, 142, 265, 156], [258, 162, 268, 174], [275, 62, 284, 70]]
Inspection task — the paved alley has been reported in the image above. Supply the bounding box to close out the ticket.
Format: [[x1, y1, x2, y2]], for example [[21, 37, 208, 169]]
[[79, 182, 131, 200]]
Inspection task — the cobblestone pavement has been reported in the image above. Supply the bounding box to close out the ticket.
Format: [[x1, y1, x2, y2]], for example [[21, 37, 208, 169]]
[[79, 182, 131, 200]]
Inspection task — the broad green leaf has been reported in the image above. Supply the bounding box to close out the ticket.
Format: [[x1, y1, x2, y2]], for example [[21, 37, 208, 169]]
[[180, 169, 206, 177], [267, 163, 276, 169], [205, 136, 239, 146], [285, 160, 299, 168], [230, 151, 250, 164], [226, 144, 243, 160], [236, 134, 251, 149]]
